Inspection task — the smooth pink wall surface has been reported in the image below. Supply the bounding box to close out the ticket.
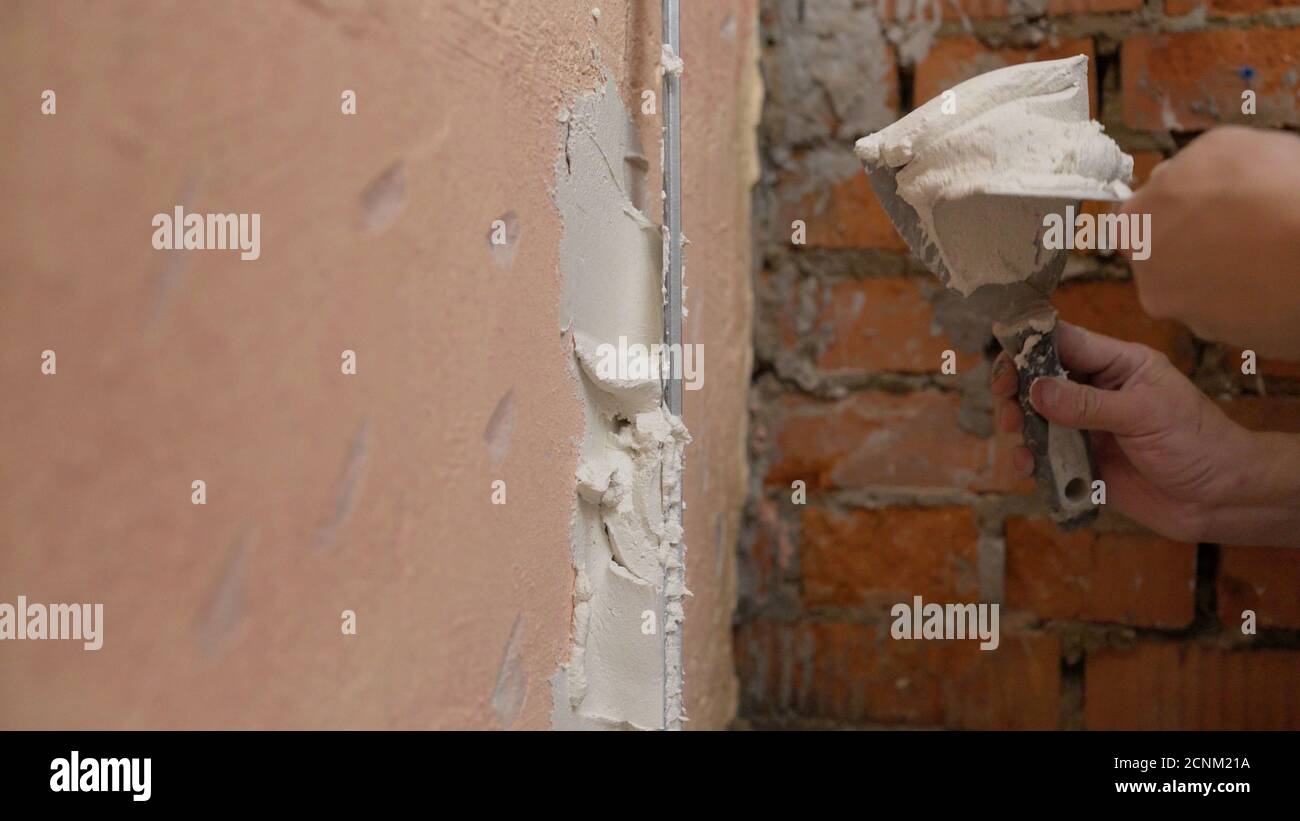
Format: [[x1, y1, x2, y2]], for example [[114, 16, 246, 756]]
[[0, 0, 754, 728]]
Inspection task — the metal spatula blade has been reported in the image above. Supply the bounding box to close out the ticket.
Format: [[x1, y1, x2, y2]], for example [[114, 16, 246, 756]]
[[861, 162, 1099, 528]]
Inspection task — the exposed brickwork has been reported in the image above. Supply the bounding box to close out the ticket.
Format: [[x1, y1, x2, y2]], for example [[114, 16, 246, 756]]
[[1166, 0, 1300, 18], [741, 496, 798, 614], [777, 167, 909, 250], [1229, 347, 1300, 379], [737, 620, 1061, 728], [916, 37, 1098, 112], [762, 391, 1031, 493], [878, 0, 1142, 21], [1052, 280, 1198, 372], [1218, 545, 1300, 629], [1085, 643, 1300, 729], [774, 277, 981, 373], [802, 506, 980, 611], [1122, 29, 1300, 130], [743, 0, 1300, 730], [1005, 517, 1197, 628], [1128, 150, 1165, 187]]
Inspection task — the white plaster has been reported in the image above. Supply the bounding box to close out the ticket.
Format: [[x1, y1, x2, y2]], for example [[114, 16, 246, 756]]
[[1014, 332, 1043, 370], [855, 56, 1133, 296], [659, 44, 684, 78], [552, 79, 689, 731]]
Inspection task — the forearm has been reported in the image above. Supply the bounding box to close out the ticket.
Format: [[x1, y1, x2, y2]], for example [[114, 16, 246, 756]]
[[1207, 432, 1300, 547], [1205, 504, 1300, 548], [1176, 269, 1300, 361], [1248, 432, 1300, 505]]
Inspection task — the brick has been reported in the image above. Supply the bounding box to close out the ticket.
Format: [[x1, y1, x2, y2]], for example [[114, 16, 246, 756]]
[[741, 496, 797, 611], [802, 506, 980, 611], [877, 0, 1003, 20], [1045, 0, 1143, 11], [1051, 279, 1197, 372], [757, 267, 801, 353], [1256, 357, 1300, 379], [916, 37, 1097, 113], [735, 618, 781, 713], [1218, 544, 1300, 629], [940, 628, 1061, 730], [763, 391, 1032, 493], [807, 278, 981, 373], [1129, 150, 1165, 188], [876, 0, 1140, 22], [736, 620, 1060, 728], [1085, 642, 1300, 729], [1229, 347, 1300, 380], [1122, 30, 1300, 131], [1005, 517, 1197, 628], [1216, 396, 1300, 433], [742, 504, 778, 609], [1166, 0, 1300, 15], [778, 168, 908, 251]]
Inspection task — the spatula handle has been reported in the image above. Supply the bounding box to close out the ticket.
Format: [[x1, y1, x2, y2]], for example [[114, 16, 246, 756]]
[[993, 311, 1099, 529]]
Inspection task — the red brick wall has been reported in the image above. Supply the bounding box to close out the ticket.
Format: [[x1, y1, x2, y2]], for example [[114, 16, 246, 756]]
[[741, 0, 1300, 729]]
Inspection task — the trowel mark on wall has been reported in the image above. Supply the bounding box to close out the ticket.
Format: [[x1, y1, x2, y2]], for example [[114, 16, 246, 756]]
[[714, 512, 727, 578], [491, 613, 528, 728], [488, 211, 521, 269], [195, 530, 251, 656], [359, 162, 405, 233], [314, 418, 370, 552], [293, 0, 386, 39], [484, 389, 515, 469], [150, 174, 202, 323], [623, 153, 649, 215]]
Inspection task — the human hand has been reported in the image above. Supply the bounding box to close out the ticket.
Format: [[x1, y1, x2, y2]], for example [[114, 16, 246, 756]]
[[1119, 126, 1300, 361], [991, 321, 1300, 546]]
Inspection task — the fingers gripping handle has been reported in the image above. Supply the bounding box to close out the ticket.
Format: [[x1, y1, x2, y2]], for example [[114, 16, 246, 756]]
[[993, 312, 1099, 530]]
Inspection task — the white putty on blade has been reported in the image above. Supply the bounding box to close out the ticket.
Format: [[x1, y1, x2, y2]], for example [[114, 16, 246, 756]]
[[855, 55, 1133, 296], [552, 79, 689, 730]]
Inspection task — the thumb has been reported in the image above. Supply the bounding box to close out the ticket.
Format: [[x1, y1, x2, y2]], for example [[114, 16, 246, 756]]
[[1029, 377, 1144, 435]]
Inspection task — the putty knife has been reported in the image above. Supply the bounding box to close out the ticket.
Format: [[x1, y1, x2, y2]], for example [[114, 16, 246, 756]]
[[864, 163, 1104, 528]]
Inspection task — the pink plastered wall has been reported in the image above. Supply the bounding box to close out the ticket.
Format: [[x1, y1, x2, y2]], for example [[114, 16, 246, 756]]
[[0, 0, 756, 729]]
